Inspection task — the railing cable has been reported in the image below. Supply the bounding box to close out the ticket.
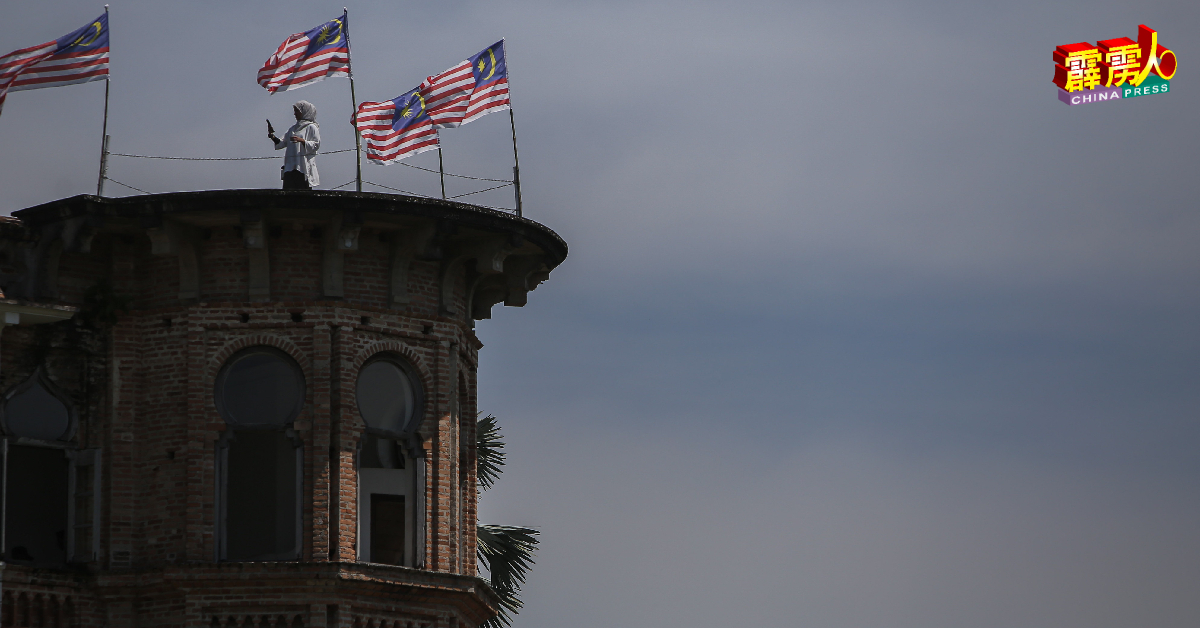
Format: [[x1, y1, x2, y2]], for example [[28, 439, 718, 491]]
[[104, 177, 151, 195], [109, 148, 356, 161], [448, 182, 513, 200], [397, 161, 513, 183]]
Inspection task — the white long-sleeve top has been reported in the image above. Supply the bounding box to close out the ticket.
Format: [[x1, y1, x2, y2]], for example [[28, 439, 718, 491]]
[[273, 120, 320, 186]]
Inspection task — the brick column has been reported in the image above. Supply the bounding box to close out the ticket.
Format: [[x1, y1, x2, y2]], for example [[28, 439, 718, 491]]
[[106, 243, 139, 570], [184, 310, 210, 562], [310, 322, 333, 561]]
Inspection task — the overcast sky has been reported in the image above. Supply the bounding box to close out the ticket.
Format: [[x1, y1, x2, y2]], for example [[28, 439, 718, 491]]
[[3, 1, 1199, 627]]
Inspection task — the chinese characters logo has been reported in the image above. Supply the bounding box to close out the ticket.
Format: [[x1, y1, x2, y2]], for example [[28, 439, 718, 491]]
[[1053, 25, 1177, 106]]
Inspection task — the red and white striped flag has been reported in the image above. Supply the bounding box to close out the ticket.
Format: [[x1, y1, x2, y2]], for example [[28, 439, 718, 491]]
[[355, 87, 440, 165], [257, 13, 349, 94], [419, 40, 511, 128], [0, 13, 109, 117]]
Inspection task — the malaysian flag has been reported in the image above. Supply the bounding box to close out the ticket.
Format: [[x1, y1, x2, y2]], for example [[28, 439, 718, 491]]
[[0, 13, 110, 117], [355, 87, 440, 165], [419, 40, 511, 128], [258, 13, 350, 93]]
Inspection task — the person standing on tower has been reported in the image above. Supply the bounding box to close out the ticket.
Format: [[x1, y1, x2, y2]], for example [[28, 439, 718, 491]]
[[268, 100, 321, 189]]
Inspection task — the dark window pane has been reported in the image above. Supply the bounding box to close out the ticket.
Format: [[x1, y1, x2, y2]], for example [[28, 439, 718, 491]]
[[74, 525, 93, 559], [226, 431, 298, 561], [359, 434, 404, 469], [218, 351, 304, 426], [356, 361, 414, 434], [75, 464, 92, 490], [371, 494, 405, 566], [4, 445, 68, 567], [5, 381, 70, 440], [74, 494, 92, 519]]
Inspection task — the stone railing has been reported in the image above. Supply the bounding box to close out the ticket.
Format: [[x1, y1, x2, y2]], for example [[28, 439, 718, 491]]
[[1, 590, 77, 628], [206, 612, 306, 627], [350, 617, 434, 628]]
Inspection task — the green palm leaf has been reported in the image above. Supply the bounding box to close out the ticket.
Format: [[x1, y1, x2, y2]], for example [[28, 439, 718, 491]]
[[477, 524, 540, 628], [476, 413, 506, 491], [475, 414, 538, 627]]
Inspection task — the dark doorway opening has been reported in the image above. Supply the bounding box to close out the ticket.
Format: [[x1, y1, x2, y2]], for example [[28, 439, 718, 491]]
[[370, 494, 405, 566], [224, 431, 299, 561], [4, 445, 68, 567]]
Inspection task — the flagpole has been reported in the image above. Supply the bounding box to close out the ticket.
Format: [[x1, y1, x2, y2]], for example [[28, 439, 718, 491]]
[[508, 109, 522, 217], [437, 132, 447, 199], [95, 5, 110, 197], [343, 8, 362, 192], [502, 38, 523, 217]]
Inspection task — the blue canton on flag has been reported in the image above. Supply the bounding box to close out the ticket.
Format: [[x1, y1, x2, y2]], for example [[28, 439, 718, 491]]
[[463, 41, 509, 124], [258, 13, 350, 93], [355, 87, 440, 165], [0, 13, 110, 116]]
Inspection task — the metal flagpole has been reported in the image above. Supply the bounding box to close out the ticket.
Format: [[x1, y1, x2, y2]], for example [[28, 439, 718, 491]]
[[503, 39, 523, 217], [437, 131, 447, 199], [508, 109, 522, 217], [343, 8, 362, 192], [95, 4, 110, 197]]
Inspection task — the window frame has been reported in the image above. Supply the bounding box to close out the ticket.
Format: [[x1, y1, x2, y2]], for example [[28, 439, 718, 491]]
[[0, 368, 78, 444], [355, 354, 424, 440], [67, 448, 101, 563], [354, 353, 426, 568], [213, 346, 306, 428], [0, 372, 98, 568], [215, 428, 304, 562], [212, 346, 307, 563]]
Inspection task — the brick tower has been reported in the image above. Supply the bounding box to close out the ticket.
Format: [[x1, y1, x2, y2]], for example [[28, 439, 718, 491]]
[[0, 190, 566, 628]]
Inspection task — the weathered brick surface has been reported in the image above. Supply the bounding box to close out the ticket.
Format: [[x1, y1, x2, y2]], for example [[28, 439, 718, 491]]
[[0, 193, 566, 628]]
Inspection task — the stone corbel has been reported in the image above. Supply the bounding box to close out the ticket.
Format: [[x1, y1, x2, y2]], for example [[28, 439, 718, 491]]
[[337, 223, 361, 252], [35, 239, 62, 300], [240, 210, 269, 302], [147, 220, 201, 301], [437, 251, 472, 318], [242, 222, 265, 249], [387, 224, 436, 308], [470, 275, 508, 320], [438, 236, 516, 319], [473, 236, 520, 275], [20, 220, 78, 299], [322, 211, 363, 298], [323, 212, 345, 298], [501, 255, 546, 307], [61, 215, 102, 253], [19, 220, 72, 300]]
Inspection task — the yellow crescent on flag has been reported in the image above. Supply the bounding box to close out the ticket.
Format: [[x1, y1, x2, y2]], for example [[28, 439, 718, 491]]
[[326, 19, 343, 45], [71, 21, 103, 47], [483, 49, 497, 81]]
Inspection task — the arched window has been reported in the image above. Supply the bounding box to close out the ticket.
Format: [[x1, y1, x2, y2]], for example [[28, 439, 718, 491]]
[[215, 348, 306, 427], [355, 354, 423, 567], [1, 370, 98, 567], [2, 376, 72, 441], [214, 347, 305, 562]]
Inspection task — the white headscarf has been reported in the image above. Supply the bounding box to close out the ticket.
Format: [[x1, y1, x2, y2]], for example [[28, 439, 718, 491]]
[[293, 100, 317, 124]]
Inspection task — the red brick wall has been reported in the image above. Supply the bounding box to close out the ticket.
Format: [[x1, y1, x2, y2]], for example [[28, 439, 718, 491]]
[[1, 219, 493, 627]]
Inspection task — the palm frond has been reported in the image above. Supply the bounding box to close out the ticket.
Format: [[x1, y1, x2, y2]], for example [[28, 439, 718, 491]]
[[476, 413, 506, 491], [477, 524, 539, 628]]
